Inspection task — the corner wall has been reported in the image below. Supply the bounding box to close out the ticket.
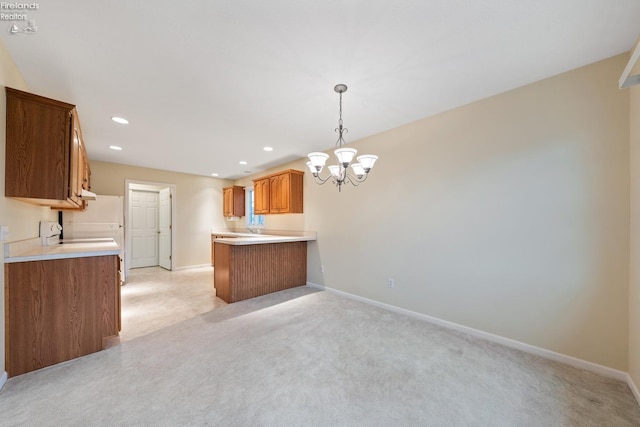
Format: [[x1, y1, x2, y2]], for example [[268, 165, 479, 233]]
[[238, 54, 631, 370]]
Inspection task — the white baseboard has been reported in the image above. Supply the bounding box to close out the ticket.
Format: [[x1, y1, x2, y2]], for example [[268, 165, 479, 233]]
[[306, 282, 628, 383], [172, 264, 213, 272], [628, 374, 640, 406], [0, 371, 7, 391]]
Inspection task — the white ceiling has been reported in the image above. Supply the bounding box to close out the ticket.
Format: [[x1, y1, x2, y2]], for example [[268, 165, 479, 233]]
[[1, 1, 639, 179]]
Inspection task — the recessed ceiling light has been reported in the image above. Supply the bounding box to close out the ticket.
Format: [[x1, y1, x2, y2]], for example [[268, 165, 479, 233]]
[[111, 116, 129, 125], [263, 146, 273, 152], [109, 145, 123, 151], [239, 161, 248, 165], [211, 173, 219, 177]]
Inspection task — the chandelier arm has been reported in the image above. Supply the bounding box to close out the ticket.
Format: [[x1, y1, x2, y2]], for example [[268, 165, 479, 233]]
[[344, 176, 360, 186], [312, 173, 333, 185], [343, 172, 368, 186]]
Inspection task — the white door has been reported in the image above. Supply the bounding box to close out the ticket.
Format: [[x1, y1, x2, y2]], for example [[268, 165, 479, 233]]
[[130, 190, 159, 268], [158, 187, 172, 270]]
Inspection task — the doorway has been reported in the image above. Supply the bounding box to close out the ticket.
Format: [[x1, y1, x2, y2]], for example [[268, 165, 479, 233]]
[[125, 180, 175, 277]]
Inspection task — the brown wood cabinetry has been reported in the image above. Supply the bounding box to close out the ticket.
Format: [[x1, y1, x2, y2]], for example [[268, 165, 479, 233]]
[[252, 169, 303, 214], [253, 177, 270, 214], [5, 87, 91, 210], [5, 255, 120, 377], [223, 186, 245, 217]]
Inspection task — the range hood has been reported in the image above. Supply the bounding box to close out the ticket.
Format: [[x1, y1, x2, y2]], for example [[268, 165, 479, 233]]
[[80, 189, 97, 200]]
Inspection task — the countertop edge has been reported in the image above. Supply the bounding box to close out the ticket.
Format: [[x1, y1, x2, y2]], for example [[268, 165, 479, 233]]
[[4, 237, 121, 263], [213, 236, 316, 246], [5, 249, 121, 263]]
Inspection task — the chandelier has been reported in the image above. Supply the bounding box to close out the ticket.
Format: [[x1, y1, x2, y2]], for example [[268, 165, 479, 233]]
[[306, 84, 378, 191]]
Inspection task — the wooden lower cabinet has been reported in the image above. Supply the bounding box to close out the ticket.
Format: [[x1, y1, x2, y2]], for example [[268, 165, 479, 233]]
[[5, 255, 120, 377], [214, 241, 307, 303]]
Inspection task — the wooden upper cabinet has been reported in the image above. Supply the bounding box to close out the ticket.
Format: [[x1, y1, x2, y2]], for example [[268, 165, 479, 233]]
[[253, 177, 270, 215], [5, 87, 90, 210], [70, 109, 91, 210], [253, 169, 303, 214], [223, 185, 245, 217]]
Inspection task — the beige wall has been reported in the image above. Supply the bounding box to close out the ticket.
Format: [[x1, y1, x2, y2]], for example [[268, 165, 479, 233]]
[[238, 54, 631, 370], [89, 161, 230, 269], [630, 84, 640, 387], [0, 42, 58, 376]]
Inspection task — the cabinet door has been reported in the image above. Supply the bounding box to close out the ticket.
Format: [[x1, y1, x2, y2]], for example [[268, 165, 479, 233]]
[[78, 136, 91, 210], [254, 178, 270, 214], [5, 89, 72, 201], [278, 173, 290, 212], [223, 188, 233, 216], [65, 109, 89, 210], [269, 173, 292, 213], [269, 175, 280, 213], [69, 110, 82, 206], [5, 255, 119, 377]]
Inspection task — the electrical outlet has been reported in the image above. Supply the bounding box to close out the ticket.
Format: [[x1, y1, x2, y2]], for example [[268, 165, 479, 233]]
[[321, 265, 325, 273], [388, 278, 395, 288]]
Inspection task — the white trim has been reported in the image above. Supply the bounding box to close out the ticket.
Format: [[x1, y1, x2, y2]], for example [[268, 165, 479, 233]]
[[620, 37, 640, 88], [306, 282, 325, 291], [306, 282, 628, 382], [0, 371, 7, 391], [628, 374, 640, 406], [172, 264, 213, 272]]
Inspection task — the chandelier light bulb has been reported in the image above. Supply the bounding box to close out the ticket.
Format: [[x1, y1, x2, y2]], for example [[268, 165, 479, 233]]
[[351, 162, 365, 178], [334, 147, 357, 166], [356, 154, 378, 172], [308, 152, 329, 171]]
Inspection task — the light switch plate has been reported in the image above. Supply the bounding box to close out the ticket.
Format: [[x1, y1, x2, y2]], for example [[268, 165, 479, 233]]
[[0, 225, 8, 242]]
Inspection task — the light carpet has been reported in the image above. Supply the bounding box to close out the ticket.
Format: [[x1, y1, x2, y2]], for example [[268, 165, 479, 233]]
[[1, 286, 639, 426]]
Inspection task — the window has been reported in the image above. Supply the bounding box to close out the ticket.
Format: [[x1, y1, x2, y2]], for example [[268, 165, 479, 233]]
[[246, 187, 265, 228]]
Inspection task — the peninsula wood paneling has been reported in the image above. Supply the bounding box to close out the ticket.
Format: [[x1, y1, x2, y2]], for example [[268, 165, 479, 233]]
[[5, 255, 119, 377], [213, 241, 307, 303], [214, 242, 231, 302]]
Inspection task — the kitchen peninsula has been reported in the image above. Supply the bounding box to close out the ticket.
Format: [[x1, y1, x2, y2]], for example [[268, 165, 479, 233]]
[[212, 231, 316, 303]]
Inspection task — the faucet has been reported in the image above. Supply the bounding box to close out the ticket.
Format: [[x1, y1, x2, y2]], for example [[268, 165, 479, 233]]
[[247, 227, 261, 234]]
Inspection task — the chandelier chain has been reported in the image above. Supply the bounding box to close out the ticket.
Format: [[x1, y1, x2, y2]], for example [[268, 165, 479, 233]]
[[336, 90, 348, 147]]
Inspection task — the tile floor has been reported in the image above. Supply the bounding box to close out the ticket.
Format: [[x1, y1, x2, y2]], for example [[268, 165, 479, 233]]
[[118, 266, 226, 342]]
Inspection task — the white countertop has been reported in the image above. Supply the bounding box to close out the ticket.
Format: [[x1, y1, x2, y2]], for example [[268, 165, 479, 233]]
[[211, 230, 316, 246], [4, 237, 121, 263]]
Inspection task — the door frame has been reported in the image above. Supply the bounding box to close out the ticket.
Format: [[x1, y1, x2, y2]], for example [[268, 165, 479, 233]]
[[124, 179, 176, 277]]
